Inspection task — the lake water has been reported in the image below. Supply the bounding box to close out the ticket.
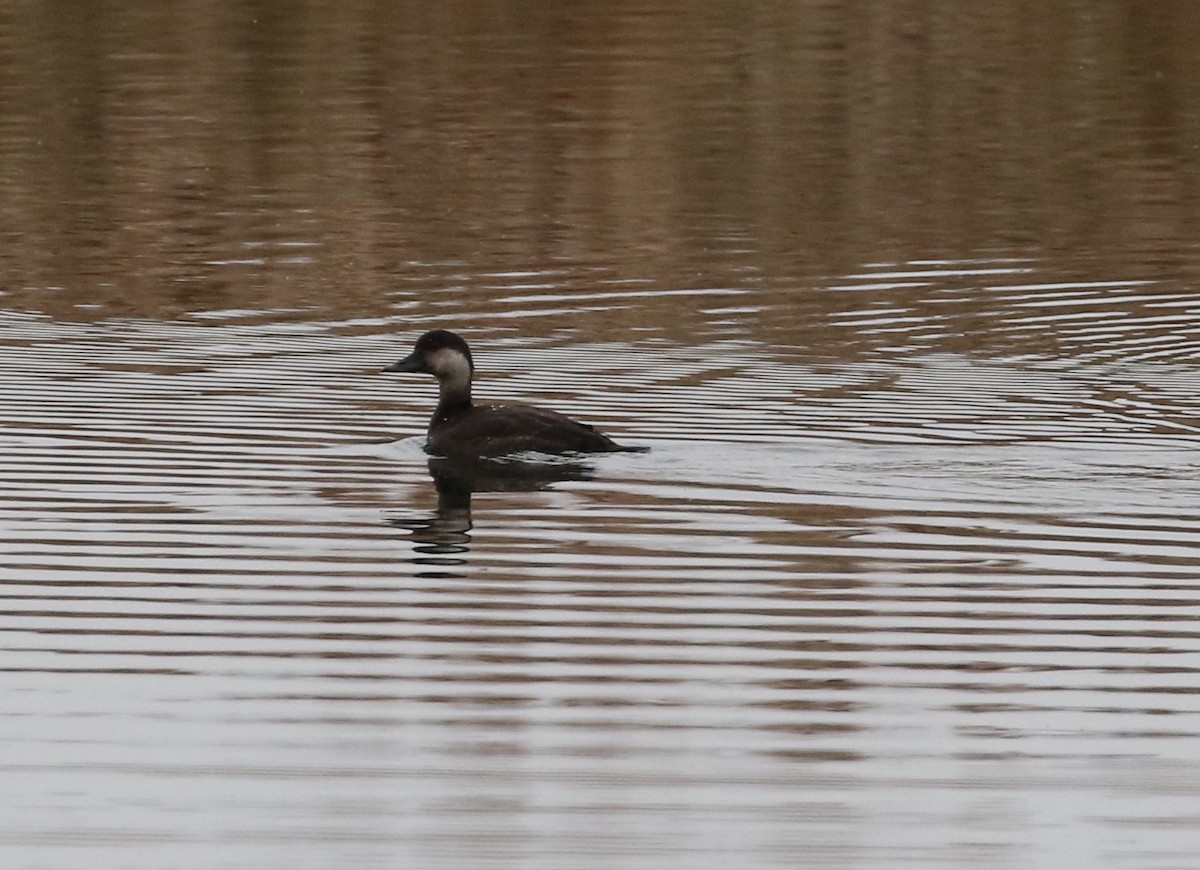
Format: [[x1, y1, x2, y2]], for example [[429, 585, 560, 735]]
[[4, 4, 1200, 869]]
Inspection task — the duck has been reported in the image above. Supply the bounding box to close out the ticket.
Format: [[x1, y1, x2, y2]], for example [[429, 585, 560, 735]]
[[383, 329, 642, 458]]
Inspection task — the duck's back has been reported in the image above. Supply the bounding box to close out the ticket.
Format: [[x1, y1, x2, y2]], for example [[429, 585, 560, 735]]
[[429, 401, 626, 458]]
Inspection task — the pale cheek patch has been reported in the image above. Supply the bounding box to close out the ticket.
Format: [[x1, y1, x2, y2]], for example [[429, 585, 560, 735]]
[[427, 348, 472, 392]]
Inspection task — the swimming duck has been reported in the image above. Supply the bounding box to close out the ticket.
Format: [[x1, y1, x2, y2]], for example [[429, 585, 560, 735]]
[[383, 329, 640, 458]]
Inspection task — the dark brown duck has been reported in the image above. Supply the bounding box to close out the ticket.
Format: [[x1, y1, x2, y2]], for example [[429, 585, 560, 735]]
[[383, 329, 641, 458]]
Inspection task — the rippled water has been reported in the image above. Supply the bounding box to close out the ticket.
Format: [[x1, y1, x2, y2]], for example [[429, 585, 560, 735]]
[[6, 3, 1200, 869], [5, 258, 1200, 869]]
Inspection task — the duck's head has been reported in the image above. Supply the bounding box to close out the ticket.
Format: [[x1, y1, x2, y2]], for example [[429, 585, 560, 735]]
[[383, 329, 474, 394]]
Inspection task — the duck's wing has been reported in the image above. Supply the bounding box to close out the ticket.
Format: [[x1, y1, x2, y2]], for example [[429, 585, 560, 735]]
[[432, 402, 622, 457]]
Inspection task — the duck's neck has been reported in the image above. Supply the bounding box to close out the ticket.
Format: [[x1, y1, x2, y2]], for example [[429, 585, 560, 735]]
[[434, 371, 472, 417]]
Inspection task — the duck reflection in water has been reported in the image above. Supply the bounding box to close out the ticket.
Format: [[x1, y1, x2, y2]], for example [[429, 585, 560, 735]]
[[386, 455, 598, 568]]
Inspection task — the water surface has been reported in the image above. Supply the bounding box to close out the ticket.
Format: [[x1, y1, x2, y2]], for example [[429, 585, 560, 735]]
[[4, 4, 1200, 870]]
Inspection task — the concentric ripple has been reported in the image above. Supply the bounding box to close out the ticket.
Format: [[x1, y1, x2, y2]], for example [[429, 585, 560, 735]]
[[4, 260, 1200, 869]]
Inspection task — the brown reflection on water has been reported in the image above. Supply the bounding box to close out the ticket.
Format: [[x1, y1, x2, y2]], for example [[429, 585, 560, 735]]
[[4, 2, 1200, 329]]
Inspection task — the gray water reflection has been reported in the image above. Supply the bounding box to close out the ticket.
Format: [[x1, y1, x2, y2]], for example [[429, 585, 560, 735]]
[[4, 283, 1200, 868]]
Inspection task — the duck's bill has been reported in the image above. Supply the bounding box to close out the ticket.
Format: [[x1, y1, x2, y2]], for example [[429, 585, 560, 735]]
[[382, 353, 425, 373]]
